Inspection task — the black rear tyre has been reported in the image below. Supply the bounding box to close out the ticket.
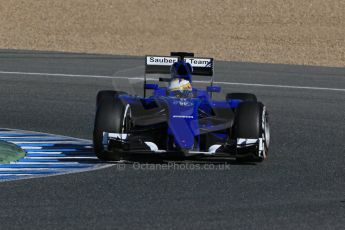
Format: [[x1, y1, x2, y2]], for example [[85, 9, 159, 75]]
[[93, 91, 128, 161], [226, 93, 257, 102]]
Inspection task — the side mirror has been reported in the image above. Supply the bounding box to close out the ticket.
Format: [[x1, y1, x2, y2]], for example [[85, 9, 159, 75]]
[[207, 85, 221, 93], [145, 83, 159, 90]]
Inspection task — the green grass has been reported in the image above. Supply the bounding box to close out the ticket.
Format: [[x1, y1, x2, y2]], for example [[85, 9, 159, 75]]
[[0, 140, 26, 164]]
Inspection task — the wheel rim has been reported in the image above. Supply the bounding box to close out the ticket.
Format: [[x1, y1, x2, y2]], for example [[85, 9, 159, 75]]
[[121, 104, 132, 138], [262, 107, 270, 158]]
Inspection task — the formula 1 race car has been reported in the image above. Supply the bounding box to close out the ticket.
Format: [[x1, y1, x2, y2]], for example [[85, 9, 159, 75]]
[[93, 52, 270, 162]]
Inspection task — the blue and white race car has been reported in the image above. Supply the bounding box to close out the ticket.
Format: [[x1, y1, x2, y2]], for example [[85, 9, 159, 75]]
[[93, 52, 270, 162]]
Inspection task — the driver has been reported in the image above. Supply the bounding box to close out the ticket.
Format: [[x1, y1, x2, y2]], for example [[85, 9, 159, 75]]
[[168, 60, 193, 98]]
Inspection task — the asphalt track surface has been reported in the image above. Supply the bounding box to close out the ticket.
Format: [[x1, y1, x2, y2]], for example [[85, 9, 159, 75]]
[[0, 50, 344, 229]]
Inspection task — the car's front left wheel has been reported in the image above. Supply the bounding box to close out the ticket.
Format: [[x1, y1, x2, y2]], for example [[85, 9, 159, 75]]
[[93, 91, 130, 161]]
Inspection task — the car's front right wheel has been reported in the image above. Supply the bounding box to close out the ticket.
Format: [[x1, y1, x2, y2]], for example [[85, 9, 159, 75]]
[[233, 101, 270, 162]]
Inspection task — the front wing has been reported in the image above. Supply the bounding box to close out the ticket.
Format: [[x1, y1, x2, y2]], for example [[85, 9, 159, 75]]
[[103, 132, 264, 159]]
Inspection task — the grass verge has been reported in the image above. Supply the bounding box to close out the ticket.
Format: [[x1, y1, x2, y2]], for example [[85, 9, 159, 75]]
[[0, 140, 25, 164]]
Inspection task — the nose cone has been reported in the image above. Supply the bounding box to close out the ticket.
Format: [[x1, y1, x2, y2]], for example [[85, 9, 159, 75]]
[[167, 98, 200, 150], [171, 120, 197, 150]]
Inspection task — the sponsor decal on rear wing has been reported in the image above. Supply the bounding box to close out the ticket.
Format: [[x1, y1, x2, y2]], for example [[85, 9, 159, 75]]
[[184, 57, 213, 76], [145, 56, 178, 74], [145, 56, 213, 76]]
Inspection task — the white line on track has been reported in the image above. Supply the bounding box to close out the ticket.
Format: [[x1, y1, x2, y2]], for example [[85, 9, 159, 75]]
[[201, 81, 345, 92], [0, 168, 60, 171], [21, 146, 42, 150], [9, 162, 83, 165], [24, 156, 97, 160], [0, 174, 34, 176], [1, 70, 345, 92], [12, 141, 91, 145], [0, 70, 128, 79], [25, 151, 63, 154], [0, 136, 77, 139]]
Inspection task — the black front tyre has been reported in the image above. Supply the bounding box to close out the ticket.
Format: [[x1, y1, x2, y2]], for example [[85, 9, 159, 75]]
[[93, 91, 128, 161], [96, 90, 126, 108], [233, 101, 269, 163]]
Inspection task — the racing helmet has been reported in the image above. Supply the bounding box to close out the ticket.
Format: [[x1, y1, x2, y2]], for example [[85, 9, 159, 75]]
[[168, 60, 193, 97], [169, 78, 192, 91], [168, 78, 193, 98]]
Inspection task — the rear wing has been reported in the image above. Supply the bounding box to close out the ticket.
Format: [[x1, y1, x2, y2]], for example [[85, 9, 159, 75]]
[[144, 52, 215, 98], [145, 55, 214, 76]]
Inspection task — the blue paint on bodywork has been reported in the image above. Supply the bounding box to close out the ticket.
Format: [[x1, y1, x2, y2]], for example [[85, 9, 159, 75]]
[[166, 98, 200, 150], [229, 99, 242, 108], [154, 87, 167, 97], [118, 78, 240, 151]]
